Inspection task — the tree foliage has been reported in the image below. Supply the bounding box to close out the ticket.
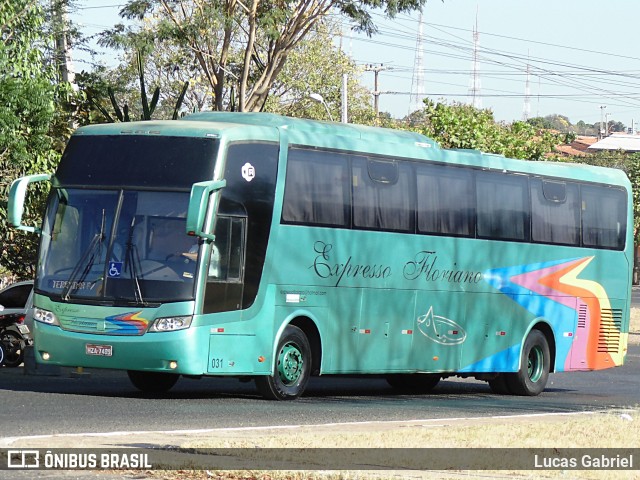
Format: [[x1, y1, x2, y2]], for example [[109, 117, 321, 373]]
[[407, 100, 565, 160], [262, 21, 375, 123], [1, 0, 59, 279], [101, 0, 427, 113]]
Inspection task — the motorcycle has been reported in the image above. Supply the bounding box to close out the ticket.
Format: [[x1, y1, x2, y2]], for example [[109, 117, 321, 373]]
[[0, 306, 33, 367]]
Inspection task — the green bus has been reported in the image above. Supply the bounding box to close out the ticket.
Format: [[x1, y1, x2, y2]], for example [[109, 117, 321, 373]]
[[8, 113, 632, 399]]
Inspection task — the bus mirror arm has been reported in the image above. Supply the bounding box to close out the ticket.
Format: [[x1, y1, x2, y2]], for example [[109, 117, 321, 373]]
[[8, 173, 52, 234], [186, 179, 227, 240]]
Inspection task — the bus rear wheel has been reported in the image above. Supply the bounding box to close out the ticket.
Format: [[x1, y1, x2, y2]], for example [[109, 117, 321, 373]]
[[386, 374, 440, 393], [504, 329, 550, 396], [255, 325, 311, 400], [127, 370, 179, 393]]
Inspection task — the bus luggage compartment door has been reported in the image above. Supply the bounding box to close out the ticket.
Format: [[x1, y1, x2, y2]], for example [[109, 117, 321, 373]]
[[207, 332, 258, 374]]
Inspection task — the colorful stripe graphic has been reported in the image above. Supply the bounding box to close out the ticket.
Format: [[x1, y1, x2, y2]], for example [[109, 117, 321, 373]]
[[104, 311, 149, 335], [484, 257, 625, 371]]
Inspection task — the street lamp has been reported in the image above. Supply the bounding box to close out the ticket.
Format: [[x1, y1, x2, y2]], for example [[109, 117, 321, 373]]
[[309, 93, 334, 122]]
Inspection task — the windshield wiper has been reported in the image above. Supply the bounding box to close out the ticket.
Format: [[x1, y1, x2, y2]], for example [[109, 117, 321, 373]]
[[61, 210, 106, 301], [124, 216, 146, 305]]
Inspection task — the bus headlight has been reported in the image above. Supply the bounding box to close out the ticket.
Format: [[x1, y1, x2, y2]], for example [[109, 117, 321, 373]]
[[149, 316, 192, 332], [33, 307, 60, 326]]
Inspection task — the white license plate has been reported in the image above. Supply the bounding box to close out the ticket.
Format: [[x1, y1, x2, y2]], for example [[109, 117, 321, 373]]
[[85, 344, 113, 357], [17, 324, 30, 334]]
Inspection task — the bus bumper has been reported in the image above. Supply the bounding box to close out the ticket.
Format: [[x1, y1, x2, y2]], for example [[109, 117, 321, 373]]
[[32, 322, 209, 375]]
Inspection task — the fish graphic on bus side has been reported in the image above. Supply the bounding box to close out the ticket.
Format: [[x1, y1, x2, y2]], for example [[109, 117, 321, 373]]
[[416, 306, 467, 345]]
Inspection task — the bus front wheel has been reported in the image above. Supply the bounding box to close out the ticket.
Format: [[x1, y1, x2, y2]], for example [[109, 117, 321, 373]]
[[255, 325, 311, 400], [127, 370, 179, 393], [504, 329, 550, 396]]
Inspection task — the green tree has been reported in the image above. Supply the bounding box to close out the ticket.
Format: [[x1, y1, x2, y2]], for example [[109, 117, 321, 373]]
[[101, 0, 428, 113], [1, 0, 59, 279], [263, 21, 375, 123], [408, 100, 563, 160]]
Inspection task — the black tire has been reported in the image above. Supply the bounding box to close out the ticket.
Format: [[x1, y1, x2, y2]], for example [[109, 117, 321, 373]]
[[255, 325, 311, 400], [487, 373, 511, 394], [386, 374, 440, 393], [127, 370, 179, 393], [0, 330, 25, 368], [0, 341, 5, 366], [504, 329, 550, 396]]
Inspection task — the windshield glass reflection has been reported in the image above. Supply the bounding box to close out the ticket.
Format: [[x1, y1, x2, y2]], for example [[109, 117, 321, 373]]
[[37, 189, 198, 305]]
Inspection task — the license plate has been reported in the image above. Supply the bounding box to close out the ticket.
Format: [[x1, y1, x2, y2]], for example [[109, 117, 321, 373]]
[[85, 344, 113, 357], [17, 324, 30, 334]]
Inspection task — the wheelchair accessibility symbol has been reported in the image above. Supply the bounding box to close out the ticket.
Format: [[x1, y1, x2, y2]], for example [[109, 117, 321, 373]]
[[108, 261, 123, 277]]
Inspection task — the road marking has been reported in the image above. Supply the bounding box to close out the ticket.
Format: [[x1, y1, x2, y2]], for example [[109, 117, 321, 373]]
[[0, 410, 617, 447]]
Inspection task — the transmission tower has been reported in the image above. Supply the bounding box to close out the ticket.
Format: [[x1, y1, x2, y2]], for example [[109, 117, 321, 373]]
[[468, 11, 481, 109], [523, 59, 531, 121], [409, 10, 426, 114]]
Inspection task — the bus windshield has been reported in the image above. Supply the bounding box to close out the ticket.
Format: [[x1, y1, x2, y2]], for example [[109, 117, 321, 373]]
[[37, 189, 198, 305]]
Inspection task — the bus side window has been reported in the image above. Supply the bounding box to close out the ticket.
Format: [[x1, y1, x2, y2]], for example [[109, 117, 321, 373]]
[[582, 185, 627, 250], [476, 171, 530, 242], [531, 179, 580, 246], [208, 216, 246, 283], [204, 216, 246, 314]]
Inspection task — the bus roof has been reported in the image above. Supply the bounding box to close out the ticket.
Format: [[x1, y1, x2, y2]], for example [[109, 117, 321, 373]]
[[72, 112, 630, 188]]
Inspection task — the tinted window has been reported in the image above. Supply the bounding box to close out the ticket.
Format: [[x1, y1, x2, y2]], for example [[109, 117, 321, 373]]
[[0, 284, 32, 309], [531, 179, 580, 245], [582, 185, 627, 249], [477, 172, 529, 241], [282, 148, 350, 227], [417, 164, 474, 236], [56, 135, 218, 189], [352, 157, 414, 232], [208, 216, 246, 283]]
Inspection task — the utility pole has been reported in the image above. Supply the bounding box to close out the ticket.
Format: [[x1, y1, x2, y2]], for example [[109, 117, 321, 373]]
[[365, 64, 389, 116], [600, 105, 607, 139], [52, 0, 76, 89]]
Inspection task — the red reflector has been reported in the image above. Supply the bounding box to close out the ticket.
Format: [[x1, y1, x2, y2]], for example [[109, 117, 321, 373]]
[[217, 328, 224, 333], [17, 315, 25, 324]]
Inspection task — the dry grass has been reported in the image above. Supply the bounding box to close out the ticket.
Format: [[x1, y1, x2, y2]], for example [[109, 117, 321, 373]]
[[183, 411, 639, 450], [630, 307, 640, 334], [142, 410, 639, 480]]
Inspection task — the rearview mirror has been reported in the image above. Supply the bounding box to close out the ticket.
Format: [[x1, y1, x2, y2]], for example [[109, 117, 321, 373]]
[[8, 174, 52, 233], [186, 179, 226, 240]]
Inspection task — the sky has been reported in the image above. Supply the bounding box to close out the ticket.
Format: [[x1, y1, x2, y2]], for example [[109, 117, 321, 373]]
[[71, 0, 640, 126]]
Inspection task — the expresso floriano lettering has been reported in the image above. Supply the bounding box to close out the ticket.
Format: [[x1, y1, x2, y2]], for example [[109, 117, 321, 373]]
[[403, 250, 483, 284], [311, 241, 391, 287], [309, 242, 483, 287]]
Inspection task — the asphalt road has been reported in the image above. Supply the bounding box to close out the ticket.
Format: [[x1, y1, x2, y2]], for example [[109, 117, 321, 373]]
[[1, 344, 639, 440]]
